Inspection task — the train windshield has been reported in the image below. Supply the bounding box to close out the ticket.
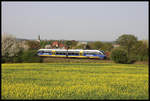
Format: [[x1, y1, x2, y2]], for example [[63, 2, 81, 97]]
[[99, 51, 105, 55]]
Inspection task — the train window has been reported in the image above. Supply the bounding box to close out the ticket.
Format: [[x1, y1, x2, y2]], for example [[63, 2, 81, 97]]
[[44, 51, 51, 53], [40, 51, 44, 53], [86, 53, 93, 55], [69, 53, 74, 55], [58, 52, 62, 55], [92, 52, 99, 55], [99, 52, 103, 55], [56, 52, 66, 55], [100, 51, 105, 55], [75, 53, 79, 55]]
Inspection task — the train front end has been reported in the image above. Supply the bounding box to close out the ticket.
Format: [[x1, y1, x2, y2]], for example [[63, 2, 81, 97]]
[[98, 50, 106, 59]]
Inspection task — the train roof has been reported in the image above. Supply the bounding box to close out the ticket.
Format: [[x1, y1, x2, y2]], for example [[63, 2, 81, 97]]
[[38, 49, 103, 52]]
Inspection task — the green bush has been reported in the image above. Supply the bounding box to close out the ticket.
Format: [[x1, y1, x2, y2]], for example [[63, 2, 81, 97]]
[[110, 48, 128, 64], [2, 50, 43, 63], [21, 50, 43, 63], [135, 55, 148, 61], [110, 48, 137, 64], [2, 57, 6, 63], [12, 56, 22, 63], [127, 55, 136, 64], [2, 57, 13, 63]]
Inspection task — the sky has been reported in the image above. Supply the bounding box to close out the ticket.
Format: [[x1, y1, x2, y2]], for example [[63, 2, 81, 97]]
[[2, 2, 149, 41]]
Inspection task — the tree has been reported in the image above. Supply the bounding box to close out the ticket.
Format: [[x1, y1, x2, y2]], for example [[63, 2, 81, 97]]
[[141, 40, 148, 48], [75, 44, 86, 49], [116, 34, 138, 56], [70, 40, 78, 49], [85, 44, 91, 49], [88, 41, 113, 52], [40, 40, 50, 48], [110, 48, 128, 64], [131, 41, 148, 61], [2, 34, 21, 57], [21, 50, 43, 63], [102, 42, 113, 51], [26, 40, 41, 50], [88, 41, 104, 50]]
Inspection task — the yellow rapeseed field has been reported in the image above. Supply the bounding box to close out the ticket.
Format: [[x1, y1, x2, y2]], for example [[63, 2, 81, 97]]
[[1, 62, 149, 99]]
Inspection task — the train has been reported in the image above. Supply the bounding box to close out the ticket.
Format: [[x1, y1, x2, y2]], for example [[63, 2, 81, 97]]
[[37, 49, 106, 59]]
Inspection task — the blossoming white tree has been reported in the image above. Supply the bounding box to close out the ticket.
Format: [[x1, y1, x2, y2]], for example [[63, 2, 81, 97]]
[[2, 34, 20, 57]]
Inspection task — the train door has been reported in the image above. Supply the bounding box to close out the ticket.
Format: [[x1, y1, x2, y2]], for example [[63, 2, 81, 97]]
[[52, 50, 55, 56], [79, 51, 83, 56]]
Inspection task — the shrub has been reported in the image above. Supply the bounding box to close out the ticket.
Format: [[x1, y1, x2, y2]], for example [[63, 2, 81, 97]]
[[2, 57, 6, 63], [127, 55, 136, 64], [111, 48, 137, 64], [12, 56, 22, 63], [2, 57, 13, 63], [2, 50, 43, 63], [110, 48, 128, 64], [21, 50, 43, 63]]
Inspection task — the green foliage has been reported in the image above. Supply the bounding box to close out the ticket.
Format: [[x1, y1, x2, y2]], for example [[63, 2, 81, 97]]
[[113, 34, 148, 63], [26, 40, 41, 50], [116, 34, 138, 47], [2, 57, 11, 63], [88, 41, 113, 52], [110, 48, 128, 64], [40, 40, 52, 48], [89, 41, 104, 50], [65, 41, 72, 49], [21, 50, 43, 63], [66, 41, 72, 46], [85, 44, 91, 49], [74, 44, 85, 49], [116, 34, 138, 56], [2, 50, 43, 63], [127, 55, 136, 64], [13, 48, 24, 63], [70, 41, 78, 49], [131, 41, 149, 61], [12, 57, 22, 63], [102, 42, 113, 51], [141, 40, 148, 48], [2, 48, 24, 63], [1, 57, 5, 63], [111, 48, 137, 64]]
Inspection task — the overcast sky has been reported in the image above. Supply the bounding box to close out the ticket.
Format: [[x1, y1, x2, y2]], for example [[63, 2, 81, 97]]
[[2, 2, 148, 41]]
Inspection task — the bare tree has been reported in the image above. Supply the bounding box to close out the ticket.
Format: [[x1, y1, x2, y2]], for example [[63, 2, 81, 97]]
[[2, 34, 21, 57]]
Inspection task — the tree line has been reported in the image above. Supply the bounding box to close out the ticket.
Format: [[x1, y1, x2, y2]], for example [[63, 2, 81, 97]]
[[2, 33, 148, 63]]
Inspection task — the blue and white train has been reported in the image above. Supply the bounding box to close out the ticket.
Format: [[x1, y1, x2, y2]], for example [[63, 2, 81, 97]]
[[37, 49, 106, 59]]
